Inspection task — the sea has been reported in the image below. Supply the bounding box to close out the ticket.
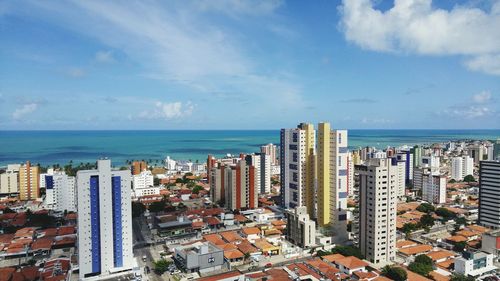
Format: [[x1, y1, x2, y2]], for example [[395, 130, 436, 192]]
[[0, 130, 499, 167]]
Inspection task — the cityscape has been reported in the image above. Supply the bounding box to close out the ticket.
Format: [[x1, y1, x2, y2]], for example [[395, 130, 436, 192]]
[[1, 1, 500, 281]]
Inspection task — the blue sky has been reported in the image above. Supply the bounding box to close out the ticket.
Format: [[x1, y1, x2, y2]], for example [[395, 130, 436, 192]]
[[1, 0, 499, 130]]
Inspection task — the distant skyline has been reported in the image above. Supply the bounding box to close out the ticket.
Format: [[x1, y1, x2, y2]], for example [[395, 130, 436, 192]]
[[1, 0, 499, 130]]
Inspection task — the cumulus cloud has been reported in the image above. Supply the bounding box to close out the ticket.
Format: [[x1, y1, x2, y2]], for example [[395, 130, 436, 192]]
[[12, 103, 38, 120], [473, 91, 492, 104], [140, 101, 195, 120], [95, 50, 115, 63], [338, 0, 500, 75]]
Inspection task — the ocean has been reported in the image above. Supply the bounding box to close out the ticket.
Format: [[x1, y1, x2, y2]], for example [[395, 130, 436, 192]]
[[0, 130, 499, 167]]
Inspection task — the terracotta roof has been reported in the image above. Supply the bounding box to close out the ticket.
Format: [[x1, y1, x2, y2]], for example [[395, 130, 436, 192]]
[[305, 258, 340, 279], [224, 249, 244, 259], [354, 271, 378, 279], [38, 228, 58, 237], [57, 226, 75, 236], [334, 255, 369, 269], [436, 258, 455, 270], [446, 235, 467, 243], [404, 268, 432, 281], [0, 267, 15, 281], [322, 253, 346, 263], [398, 244, 433, 256], [242, 227, 260, 235], [217, 243, 238, 251], [254, 238, 277, 251], [396, 240, 418, 248], [234, 214, 248, 223], [31, 237, 53, 250], [455, 230, 480, 238], [373, 276, 393, 281], [236, 240, 259, 254], [429, 271, 450, 281], [197, 271, 242, 281], [205, 217, 221, 226], [286, 262, 322, 279], [271, 220, 287, 226], [220, 231, 243, 243], [191, 221, 206, 229], [0, 234, 14, 244], [426, 250, 455, 261], [467, 224, 489, 234], [203, 234, 226, 245]]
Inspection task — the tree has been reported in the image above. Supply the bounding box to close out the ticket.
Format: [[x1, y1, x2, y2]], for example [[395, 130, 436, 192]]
[[420, 214, 435, 227], [463, 175, 475, 183], [408, 260, 433, 276], [453, 241, 467, 253], [450, 273, 475, 281], [455, 217, 467, 226], [436, 207, 456, 220], [149, 200, 166, 213], [402, 223, 419, 235], [153, 177, 161, 186], [449, 179, 457, 183], [192, 185, 203, 194], [414, 254, 433, 266], [330, 245, 364, 259], [416, 203, 435, 213], [382, 266, 407, 281], [153, 259, 171, 274], [132, 202, 146, 218]]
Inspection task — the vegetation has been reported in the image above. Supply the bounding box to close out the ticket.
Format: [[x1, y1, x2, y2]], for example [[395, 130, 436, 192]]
[[153, 259, 172, 274], [453, 241, 467, 253], [317, 245, 364, 259], [416, 203, 435, 213], [132, 202, 146, 217], [153, 177, 161, 186], [435, 207, 456, 220], [382, 265, 407, 281], [463, 175, 476, 183], [408, 254, 434, 276], [64, 162, 97, 176], [449, 179, 457, 183], [455, 217, 467, 226], [420, 214, 435, 227], [26, 209, 57, 228], [450, 273, 475, 281], [149, 200, 167, 213], [192, 185, 203, 194]]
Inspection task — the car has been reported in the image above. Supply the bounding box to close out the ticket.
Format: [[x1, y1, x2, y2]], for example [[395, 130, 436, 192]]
[[265, 263, 272, 268], [142, 255, 147, 262]]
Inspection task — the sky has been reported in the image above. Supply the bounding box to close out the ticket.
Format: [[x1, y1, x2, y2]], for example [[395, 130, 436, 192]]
[[0, 0, 499, 130]]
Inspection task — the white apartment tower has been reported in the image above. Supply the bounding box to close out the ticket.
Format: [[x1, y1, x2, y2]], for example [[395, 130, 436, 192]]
[[451, 156, 474, 181], [77, 159, 134, 280], [45, 171, 77, 212], [261, 143, 278, 166], [0, 171, 19, 194], [285, 206, 316, 248], [356, 158, 397, 266], [422, 175, 447, 204]]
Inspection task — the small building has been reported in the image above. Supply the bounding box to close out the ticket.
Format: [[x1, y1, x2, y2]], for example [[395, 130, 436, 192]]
[[454, 250, 497, 278], [173, 241, 225, 274], [481, 229, 500, 257], [254, 238, 280, 256], [156, 217, 195, 239], [284, 206, 316, 248]]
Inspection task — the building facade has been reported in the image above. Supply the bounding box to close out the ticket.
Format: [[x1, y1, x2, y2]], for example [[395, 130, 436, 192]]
[[261, 143, 278, 166], [45, 171, 77, 212], [0, 171, 19, 194], [284, 206, 316, 248], [451, 156, 474, 181], [478, 161, 500, 228], [356, 158, 397, 266], [77, 159, 134, 279], [19, 161, 40, 200], [422, 175, 446, 204]]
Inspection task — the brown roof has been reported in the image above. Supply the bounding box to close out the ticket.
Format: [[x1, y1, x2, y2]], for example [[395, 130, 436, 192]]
[[405, 268, 432, 281], [242, 227, 260, 235], [455, 230, 480, 238], [333, 255, 369, 269], [236, 240, 259, 254], [203, 234, 226, 245], [398, 245, 433, 256], [224, 249, 244, 259], [322, 253, 346, 263], [467, 224, 489, 234], [436, 258, 455, 270], [396, 240, 418, 248], [429, 271, 450, 281], [286, 263, 322, 279], [31, 237, 53, 250], [220, 231, 243, 243], [426, 250, 455, 261], [254, 238, 277, 251], [0, 268, 15, 281], [446, 235, 468, 243], [198, 271, 242, 281], [205, 217, 221, 226]]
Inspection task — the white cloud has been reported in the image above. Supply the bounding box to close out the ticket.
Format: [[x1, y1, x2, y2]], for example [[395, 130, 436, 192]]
[[140, 101, 194, 120], [473, 91, 492, 104], [361, 117, 393, 124], [66, 67, 85, 78], [442, 105, 494, 119], [196, 0, 282, 17], [338, 0, 500, 75], [12, 103, 38, 120], [465, 54, 500, 76], [95, 50, 114, 63]]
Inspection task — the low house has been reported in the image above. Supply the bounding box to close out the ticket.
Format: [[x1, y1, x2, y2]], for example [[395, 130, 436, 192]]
[[322, 253, 369, 275], [241, 227, 260, 243], [254, 238, 280, 256]]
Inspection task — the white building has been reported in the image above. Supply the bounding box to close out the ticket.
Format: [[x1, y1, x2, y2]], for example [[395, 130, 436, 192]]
[[261, 143, 278, 166], [165, 156, 176, 171], [356, 158, 397, 266], [247, 153, 271, 194], [285, 206, 316, 248], [77, 159, 134, 280], [454, 250, 496, 278], [44, 171, 77, 212], [451, 156, 474, 181], [132, 170, 158, 198], [422, 175, 447, 204], [0, 171, 19, 194]]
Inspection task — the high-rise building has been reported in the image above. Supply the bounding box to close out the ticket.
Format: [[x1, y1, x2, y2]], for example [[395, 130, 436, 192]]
[[131, 161, 147, 175], [0, 170, 19, 194], [451, 156, 474, 181], [209, 156, 258, 210], [261, 143, 278, 166], [19, 161, 40, 201], [280, 123, 315, 216], [249, 153, 271, 194], [412, 145, 422, 168], [390, 158, 406, 198], [317, 122, 349, 242], [356, 158, 397, 266], [284, 206, 316, 248], [77, 159, 134, 279], [44, 171, 77, 212], [478, 161, 500, 229], [396, 150, 413, 184], [493, 139, 500, 160], [422, 175, 446, 204]]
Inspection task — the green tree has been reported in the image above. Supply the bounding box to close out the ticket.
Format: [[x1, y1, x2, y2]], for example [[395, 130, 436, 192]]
[[453, 241, 467, 252], [382, 266, 407, 281], [450, 273, 475, 281], [192, 185, 203, 194], [408, 261, 433, 276], [153, 259, 172, 274], [463, 175, 475, 183], [414, 254, 433, 266], [416, 203, 435, 213], [455, 217, 467, 226], [153, 177, 161, 186], [149, 200, 166, 213], [420, 214, 435, 227], [436, 207, 456, 220], [330, 245, 364, 259], [132, 202, 146, 218], [449, 179, 457, 183]]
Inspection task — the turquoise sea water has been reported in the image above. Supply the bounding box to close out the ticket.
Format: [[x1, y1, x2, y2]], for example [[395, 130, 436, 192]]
[[0, 130, 499, 167]]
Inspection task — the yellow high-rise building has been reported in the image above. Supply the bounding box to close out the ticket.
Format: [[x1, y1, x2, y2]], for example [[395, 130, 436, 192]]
[[317, 122, 331, 227], [298, 123, 316, 217], [19, 161, 40, 200]]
